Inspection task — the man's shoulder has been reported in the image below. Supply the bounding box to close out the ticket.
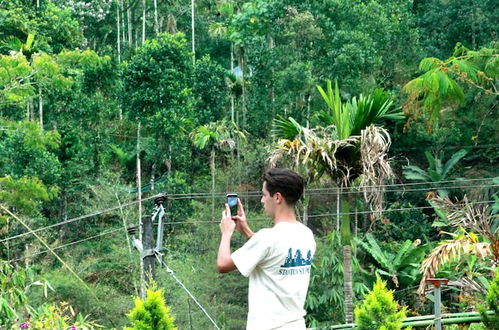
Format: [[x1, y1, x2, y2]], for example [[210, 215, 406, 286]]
[[253, 227, 272, 239]]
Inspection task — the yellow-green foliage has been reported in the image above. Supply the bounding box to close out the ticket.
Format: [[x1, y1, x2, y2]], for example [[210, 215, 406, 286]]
[[479, 267, 499, 329], [125, 289, 177, 330], [354, 276, 406, 330]]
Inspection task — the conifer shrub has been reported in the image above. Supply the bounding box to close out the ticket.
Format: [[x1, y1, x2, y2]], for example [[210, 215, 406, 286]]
[[125, 288, 177, 330], [479, 267, 499, 329], [354, 275, 406, 330]]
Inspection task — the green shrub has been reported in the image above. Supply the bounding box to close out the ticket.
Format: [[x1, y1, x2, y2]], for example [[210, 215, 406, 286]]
[[125, 288, 176, 330], [479, 267, 499, 329], [354, 275, 406, 330]]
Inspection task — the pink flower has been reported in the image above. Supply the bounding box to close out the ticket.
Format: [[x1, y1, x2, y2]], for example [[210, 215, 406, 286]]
[[20, 322, 29, 329]]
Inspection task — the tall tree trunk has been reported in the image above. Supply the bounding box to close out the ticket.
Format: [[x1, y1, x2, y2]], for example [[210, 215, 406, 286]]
[[29, 98, 34, 121], [238, 48, 246, 128], [116, 0, 121, 62], [341, 192, 354, 324], [150, 162, 156, 191], [211, 146, 216, 218], [230, 43, 235, 123], [166, 144, 172, 176], [38, 87, 43, 130], [142, 0, 146, 44], [121, 0, 126, 47], [343, 244, 354, 324], [127, 1, 132, 46], [302, 195, 309, 226], [268, 35, 275, 118], [191, 0, 195, 64], [153, 0, 158, 34], [136, 122, 145, 298], [306, 94, 311, 128], [336, 187, 341, 231]]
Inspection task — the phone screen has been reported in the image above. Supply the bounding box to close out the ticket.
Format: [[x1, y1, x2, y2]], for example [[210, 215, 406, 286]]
[[227, 194, 238, 217]]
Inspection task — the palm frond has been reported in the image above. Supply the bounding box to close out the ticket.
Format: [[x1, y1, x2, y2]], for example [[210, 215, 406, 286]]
[[418, 233, 491, 294], [419, 57, 443, 71], [442, 149, 467, 178], [272, 115, 303, 140], [392, 240, 414, 268], [360, 125, 393, 215], [427, 194, 497, 254], [402, 165, 431, 181]]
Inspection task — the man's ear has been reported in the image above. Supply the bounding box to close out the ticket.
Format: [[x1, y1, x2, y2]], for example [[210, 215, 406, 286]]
[[274, 192, 283, 204]]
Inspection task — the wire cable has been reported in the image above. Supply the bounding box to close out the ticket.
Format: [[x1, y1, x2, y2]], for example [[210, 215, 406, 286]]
[[2, 197, 495, 245], [12, 199, 495, 263], [12, 227, 126, 262], [0, 193, 163, 243], [1, 178, 496, 244], [155, 254, 221, 330], [0, 206, 96, 298], [166, 177, 497, 198], [167, 182, 498, 200]]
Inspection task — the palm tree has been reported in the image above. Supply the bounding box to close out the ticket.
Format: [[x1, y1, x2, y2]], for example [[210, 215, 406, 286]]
[[191, 120, 246, 216], [270, 80, 401, 322]]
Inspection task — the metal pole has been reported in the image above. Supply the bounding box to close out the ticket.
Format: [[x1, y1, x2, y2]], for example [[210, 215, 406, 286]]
[[153, 195, 167, 252], [427, 278, 448, 330], [434, 285, 442, 330], [142, 216, 156, 284]]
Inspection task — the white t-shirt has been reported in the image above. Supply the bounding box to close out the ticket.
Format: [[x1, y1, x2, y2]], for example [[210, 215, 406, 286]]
[[232, 222, 316, 330]]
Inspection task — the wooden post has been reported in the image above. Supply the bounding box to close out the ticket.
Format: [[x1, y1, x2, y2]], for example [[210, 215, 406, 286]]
[[142, 215, 156, 285], [136, 122, 145, 298]]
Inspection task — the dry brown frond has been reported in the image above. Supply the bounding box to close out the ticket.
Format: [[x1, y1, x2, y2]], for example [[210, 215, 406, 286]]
[[360, 125, 394, 217], [448, 277, 488, 297], [418, 235, 491, 295], [267, 126, 357, 184], [427, 194, 498, 261], [217, 138, 236, 150]]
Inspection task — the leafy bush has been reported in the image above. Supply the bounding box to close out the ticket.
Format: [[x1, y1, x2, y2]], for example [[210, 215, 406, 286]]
[[479, 267, 499, 329], [0, 261, 99, 329], [125, 288, 177, 330], [354, 275, 406, 330], [15, 302, 102, 330]]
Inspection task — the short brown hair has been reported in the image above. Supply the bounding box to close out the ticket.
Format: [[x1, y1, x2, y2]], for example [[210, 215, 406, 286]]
[[263, 168, 304, 205]]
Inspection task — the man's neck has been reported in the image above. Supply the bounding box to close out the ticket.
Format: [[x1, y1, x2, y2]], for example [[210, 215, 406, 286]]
[[273, 207, 298, 225]]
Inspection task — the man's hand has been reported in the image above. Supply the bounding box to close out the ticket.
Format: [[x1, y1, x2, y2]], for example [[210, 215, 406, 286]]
[[217, 204, 237, 273], [232, 199, 254, 240], [220, 204, 236, 237]]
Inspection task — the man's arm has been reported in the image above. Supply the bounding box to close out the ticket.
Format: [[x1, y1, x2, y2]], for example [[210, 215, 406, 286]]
[[217, 204, 237, 273]]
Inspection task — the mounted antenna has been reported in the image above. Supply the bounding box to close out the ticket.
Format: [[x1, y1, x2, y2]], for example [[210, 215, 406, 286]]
[[153, 194, 168, 253]]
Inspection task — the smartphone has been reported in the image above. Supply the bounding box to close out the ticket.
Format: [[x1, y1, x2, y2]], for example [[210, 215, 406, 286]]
[[227, 193, 238, 217]]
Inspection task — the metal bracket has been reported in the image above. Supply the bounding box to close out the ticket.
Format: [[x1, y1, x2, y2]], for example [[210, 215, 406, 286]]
[[140, 248, 155, 259], [131, 194, 168, 259], [152, 194, 167, 252]]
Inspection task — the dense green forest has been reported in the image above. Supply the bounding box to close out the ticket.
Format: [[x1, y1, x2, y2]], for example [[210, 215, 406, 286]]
[[0, 0, 497, 328]]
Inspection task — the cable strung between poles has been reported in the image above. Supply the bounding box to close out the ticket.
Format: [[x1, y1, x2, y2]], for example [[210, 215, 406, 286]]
[[14, 200, 496, 262], [12, 227, 126, 262], [154, 254, 221, 330], [1, 178, 496, 244], [2, 198, 496, 246]]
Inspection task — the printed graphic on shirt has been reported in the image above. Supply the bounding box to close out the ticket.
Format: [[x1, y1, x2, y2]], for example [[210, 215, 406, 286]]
[[278, 248, 313, 275], [281, 248, 313, 267]]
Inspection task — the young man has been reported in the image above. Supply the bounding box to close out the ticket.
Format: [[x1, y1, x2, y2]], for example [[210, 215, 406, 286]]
[[217, 168, 316, 330]]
